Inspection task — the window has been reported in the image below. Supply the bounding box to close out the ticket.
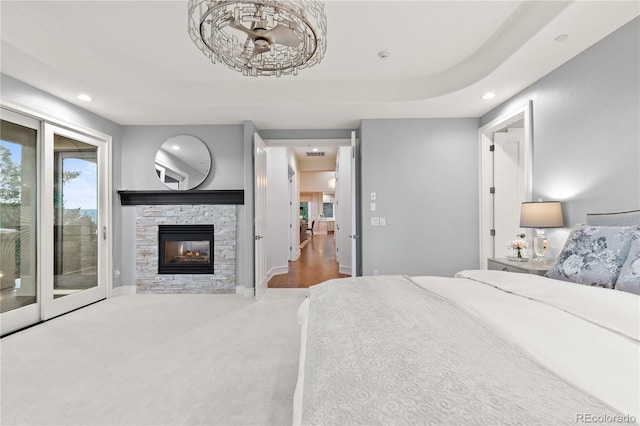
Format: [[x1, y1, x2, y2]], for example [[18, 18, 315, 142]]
[[322, 202, 334, 219], [300, 202, 309, 221]]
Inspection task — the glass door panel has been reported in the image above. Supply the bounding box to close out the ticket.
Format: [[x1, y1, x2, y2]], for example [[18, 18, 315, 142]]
[[42, 123, 107, 321], [53, 136, 98, 298], [0, 119, 38, 314]]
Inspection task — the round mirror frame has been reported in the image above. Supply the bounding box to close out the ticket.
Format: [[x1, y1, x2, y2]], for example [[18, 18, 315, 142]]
[[154, 135, 212, 190]]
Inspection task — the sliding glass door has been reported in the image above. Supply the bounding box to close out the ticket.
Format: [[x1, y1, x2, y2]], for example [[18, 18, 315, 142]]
[[41, 123, 108, 320], [0, 110, 40, 332], [0, 110, 110, 335]]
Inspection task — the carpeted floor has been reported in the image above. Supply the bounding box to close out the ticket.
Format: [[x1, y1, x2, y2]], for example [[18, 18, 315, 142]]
[[0, 289, 308, 426]]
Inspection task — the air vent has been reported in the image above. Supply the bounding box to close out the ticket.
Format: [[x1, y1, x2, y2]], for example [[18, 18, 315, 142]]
[[306, 151, 325, 157]]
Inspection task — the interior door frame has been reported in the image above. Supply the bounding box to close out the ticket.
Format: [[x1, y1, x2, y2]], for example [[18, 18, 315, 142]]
[[478, 100, 533, 268], [253, 133, 268, 300], [1, 100, 113, 331]]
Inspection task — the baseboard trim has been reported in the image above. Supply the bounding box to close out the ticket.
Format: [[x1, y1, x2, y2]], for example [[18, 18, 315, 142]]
[[339, 265, 352, 275], [111, 285, 136, 297], [268, 266, 289, 281], [236, 286, 255, 297]]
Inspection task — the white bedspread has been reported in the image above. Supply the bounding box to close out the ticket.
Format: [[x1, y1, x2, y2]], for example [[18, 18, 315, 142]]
[[294, 272, 640, 425]]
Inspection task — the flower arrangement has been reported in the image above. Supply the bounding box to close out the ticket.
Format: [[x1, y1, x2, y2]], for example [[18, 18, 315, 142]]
[[511, 239, 528, 258]]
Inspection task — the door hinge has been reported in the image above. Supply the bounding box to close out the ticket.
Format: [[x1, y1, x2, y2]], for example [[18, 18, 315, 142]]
[[490, 229, 496, 236], [489, 187, 495, 194], [489, 144, 495, 152]]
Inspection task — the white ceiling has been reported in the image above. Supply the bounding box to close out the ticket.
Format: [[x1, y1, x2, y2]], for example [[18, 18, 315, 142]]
[[1, 1, 638, 129]]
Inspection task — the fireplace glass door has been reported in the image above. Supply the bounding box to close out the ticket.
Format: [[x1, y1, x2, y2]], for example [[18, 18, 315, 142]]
[[158, 225, 214, 274]]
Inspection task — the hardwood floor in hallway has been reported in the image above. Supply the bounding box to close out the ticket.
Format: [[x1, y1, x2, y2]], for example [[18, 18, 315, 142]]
[[268, 234, 350, 288]]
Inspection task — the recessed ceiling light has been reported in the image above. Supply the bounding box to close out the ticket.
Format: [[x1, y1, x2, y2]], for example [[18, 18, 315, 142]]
[[378, 50, 390, 60], [77, 94, 93, 101], [172, 145, 181, 150], [312, 148, 319, 152], [554, 34, 569, 43], [481, 92, 496, 100]]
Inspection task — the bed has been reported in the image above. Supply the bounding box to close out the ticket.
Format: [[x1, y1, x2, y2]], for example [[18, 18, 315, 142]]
[[293, 211, 640, 425]]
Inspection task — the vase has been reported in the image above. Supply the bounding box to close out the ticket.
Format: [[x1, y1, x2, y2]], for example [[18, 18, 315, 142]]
[[516, 248, 522, 258]]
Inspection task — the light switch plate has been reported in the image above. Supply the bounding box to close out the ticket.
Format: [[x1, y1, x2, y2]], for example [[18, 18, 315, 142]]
[[370, 202, 376, 211], [370, 217, 380, 226], [379, 217, 386, 226]]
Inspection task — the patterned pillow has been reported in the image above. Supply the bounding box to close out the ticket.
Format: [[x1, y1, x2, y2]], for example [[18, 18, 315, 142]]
[[546, 225, 638, 288], [615, 235, 640, 295]]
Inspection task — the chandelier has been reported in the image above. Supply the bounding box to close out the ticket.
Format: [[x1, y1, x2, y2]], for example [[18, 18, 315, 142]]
[[188, 0, 327, 77]]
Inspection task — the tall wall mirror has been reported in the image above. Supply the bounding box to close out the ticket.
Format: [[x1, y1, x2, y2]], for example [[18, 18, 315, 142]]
[[155, 135, 212, 190]]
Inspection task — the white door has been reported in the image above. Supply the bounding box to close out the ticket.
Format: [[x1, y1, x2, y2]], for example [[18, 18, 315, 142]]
[[1, 112, 110, 335], [350, 131, 358, 276], [41, 123, 109, 320], [254, 133, 268, 300], [493, 129, 527, 257], [1, 109, 41, 334], [335, 146, 352, 275]]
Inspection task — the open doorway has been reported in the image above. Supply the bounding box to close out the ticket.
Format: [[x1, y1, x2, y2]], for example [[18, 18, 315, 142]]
[[263, 140, 354, 288], [478, 101, 533, 268]]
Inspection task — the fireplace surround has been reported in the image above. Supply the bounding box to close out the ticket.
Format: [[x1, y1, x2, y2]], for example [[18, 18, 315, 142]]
[[134, 204, 236, 294]]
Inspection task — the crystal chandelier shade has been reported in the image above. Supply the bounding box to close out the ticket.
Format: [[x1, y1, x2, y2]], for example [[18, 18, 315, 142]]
[[188, 0, 327, 77]]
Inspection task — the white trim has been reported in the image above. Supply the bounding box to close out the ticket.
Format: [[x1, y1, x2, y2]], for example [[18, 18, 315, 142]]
[[264, 138, 351, 147], [1, 98, 112, 141], [267, 265, 289, 281], [478, 101, 533, 268], [111, 285, 136, 296], [236, 286, 255, 297], [339, 265, 352, 275]]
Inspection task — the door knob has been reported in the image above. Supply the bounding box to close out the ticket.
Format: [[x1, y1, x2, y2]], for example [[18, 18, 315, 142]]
[[255, 235, 263, 240]]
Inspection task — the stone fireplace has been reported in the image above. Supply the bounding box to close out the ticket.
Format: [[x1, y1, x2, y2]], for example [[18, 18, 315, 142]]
[[135, 204, 236, 294]]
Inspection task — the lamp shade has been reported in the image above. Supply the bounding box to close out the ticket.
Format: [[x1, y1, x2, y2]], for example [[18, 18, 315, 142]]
[[520, 201, 564, 228]]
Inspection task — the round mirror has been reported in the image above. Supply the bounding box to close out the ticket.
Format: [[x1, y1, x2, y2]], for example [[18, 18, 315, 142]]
[[155, 135, 212, 190]]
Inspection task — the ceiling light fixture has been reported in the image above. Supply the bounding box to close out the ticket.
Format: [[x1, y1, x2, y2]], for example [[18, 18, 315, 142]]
[[188, 0, 327, 77], [481, 92, 496, 100], [554, 34, 569, 43], [77, 94, 93, 101]]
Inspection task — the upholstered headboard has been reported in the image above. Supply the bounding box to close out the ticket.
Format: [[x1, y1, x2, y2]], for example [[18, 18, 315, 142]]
[[586, 210, 640, 226]]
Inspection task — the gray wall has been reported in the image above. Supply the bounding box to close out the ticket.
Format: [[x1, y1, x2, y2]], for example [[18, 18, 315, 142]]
[[119, 124, 246, 288], [481, 17, 640, 227], [360, 118, 480, 277], [120, 125, 244, 190], [0, 74, 125, 287]]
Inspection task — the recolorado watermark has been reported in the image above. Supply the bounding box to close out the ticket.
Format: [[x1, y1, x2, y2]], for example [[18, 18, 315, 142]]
[[576, 413, 637, 424]]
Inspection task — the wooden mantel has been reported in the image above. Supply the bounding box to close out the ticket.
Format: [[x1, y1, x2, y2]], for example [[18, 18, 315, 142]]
[[117, 190, 244, 205]]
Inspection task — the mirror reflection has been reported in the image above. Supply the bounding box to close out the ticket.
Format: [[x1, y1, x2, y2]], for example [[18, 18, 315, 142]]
[[155, 135, 211, 190]]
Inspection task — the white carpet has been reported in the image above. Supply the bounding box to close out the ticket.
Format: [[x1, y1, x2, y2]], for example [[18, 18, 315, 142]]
[[0, 289, 308, 426]]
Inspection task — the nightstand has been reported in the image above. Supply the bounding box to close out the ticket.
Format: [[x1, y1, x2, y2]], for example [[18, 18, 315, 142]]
[[487, 258, 555, 276]]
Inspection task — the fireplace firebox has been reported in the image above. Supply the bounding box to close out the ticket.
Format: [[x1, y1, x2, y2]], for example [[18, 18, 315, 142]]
[[158, 225, 214, 274]]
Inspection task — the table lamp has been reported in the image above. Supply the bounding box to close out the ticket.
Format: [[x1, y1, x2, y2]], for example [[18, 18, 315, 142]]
[[520, 201, 564, 260]]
